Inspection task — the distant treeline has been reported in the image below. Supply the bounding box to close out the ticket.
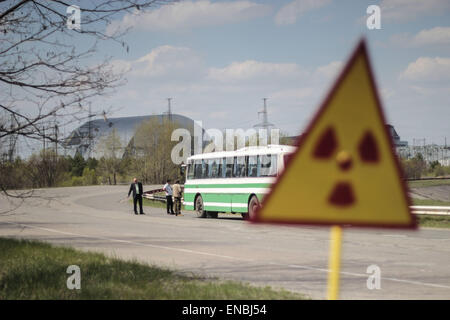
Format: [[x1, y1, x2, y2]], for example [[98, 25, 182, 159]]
[[0, 118, 185, 190], [400, 153, 450, 180], [1, 121, 448, 192]]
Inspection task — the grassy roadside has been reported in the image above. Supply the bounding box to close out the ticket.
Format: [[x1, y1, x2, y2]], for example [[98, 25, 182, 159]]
[[408, 179, 450, 188], [0, 238, 307, 300], [409, 184, 450, 228], [415, 215, 450, 229], [412, 198, 450, 206]]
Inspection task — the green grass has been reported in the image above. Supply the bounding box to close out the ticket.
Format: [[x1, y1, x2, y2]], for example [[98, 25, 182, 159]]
[[0, 238, 307, 300], [412, 197, 450, 228], [415, 215, 450, 229], [408, 180, 450, 228], [412, 198, 450, 206], [408, 179, 450, 188]]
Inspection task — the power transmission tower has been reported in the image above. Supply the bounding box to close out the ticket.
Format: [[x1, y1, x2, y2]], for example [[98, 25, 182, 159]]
[[164, 98, 173, 121], [254, 98, 274, 142]]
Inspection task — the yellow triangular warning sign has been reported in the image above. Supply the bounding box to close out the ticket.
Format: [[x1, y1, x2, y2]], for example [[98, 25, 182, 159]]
[[252, 40, 416, 228]]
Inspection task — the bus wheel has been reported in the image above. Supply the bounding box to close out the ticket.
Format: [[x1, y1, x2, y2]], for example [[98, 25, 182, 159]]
[[207, 212, 218, 219], [243, 195, 260, 220], [195, 195, 207, 218]]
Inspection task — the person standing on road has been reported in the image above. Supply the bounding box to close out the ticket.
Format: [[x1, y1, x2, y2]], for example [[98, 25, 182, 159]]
[[128, 178, 144, 215], [172, 180, 183, 216], [163, 179, 175, 215]]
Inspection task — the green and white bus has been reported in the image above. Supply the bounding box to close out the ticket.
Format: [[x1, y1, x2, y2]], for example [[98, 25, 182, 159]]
[[183, 145, 295, 219]]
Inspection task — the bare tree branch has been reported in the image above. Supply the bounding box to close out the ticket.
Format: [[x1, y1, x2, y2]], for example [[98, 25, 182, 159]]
[[0, 0, 176, 200]]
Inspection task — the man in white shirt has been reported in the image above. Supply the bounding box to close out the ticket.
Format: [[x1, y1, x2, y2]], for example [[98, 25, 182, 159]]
[[163, 179, 175, 215]]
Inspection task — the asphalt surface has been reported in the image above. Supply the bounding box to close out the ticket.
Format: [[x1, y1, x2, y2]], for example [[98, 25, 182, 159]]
[[410, 185, 450, 202], [1, 185, 450, 299]]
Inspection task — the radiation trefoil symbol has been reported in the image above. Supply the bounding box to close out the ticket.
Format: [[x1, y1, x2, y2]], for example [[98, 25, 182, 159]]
[[313, 126, 379, 207], [252, 40, 416, 229]]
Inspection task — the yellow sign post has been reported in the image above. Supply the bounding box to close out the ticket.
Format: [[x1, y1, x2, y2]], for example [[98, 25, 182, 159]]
[[251, 39, 417, 299], [327, 226, 342, 300]]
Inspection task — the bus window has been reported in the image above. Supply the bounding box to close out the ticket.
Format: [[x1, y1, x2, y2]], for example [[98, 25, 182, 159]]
[[194, 159, 202, 179], [207, 159, 213, 178], [260, 154, 277, 177], [248, 156, 258, 177], [208, 158, 221, 178], [201, 160, 208, 179], [187, 160, 194, 179], [234, 156, 246, 177], [225, 157, 234, 178], [216, 158, 223, 178]]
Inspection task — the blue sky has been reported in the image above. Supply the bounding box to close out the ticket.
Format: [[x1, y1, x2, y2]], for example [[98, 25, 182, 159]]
[[91, 0, 450, 145]]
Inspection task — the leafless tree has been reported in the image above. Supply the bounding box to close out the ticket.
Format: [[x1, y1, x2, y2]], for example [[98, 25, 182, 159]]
[[0, 0, 174, 198]]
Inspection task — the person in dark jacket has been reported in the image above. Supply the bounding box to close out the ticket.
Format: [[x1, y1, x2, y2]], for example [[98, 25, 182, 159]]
[[128, 178, 144, 215]]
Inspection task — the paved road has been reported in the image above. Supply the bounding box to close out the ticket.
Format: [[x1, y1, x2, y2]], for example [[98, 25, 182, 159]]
[[410, 185, 450, 202], [1, 185, 450, 299]]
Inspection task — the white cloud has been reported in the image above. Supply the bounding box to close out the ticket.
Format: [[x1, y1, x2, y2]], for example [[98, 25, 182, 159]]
[[107, 0, 270, 33], [274, 0, 332, 25], [390, 27, 450, 47], [313, 60, 342, 80], [400, 57, 450, 82], [134, 45, 203, 77], [380, 0, 450, 22], [412, 27, 450, 46], [109, 59, 132, 74], [207, 60, 305, 83], [106, 49, 353, 136], [113, 45, 204, 80]]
